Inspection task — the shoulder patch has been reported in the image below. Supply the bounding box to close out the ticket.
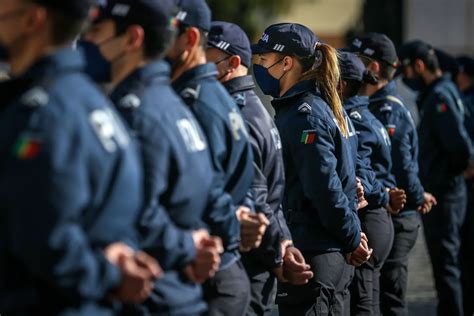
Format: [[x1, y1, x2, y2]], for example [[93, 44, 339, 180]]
[[233, 92, 246, 107], [270, 127, 282, 150], [176, 118, 207, 153], [228, 109, 248, 141], [297, 102, 311, 114], [119, 93, 141, 109], [89, 108, 130, 153], [180, 84, 201, 101], [20, 87, 49, 108]]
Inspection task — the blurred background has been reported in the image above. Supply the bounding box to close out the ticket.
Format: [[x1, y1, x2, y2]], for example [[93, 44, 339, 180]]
[[207, 0, 474, 54]]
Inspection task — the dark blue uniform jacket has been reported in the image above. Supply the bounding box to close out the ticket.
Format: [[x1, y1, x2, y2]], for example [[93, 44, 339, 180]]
[[224, 75, 291, 269], [173, 63, 254, 268], [345, 96, 395, 208], [0, 48, 143, 316], [369, 81, 425, 214], [110, 61, 216, 315], [416, 75, 473, 192], [272, 80, 361, 254]]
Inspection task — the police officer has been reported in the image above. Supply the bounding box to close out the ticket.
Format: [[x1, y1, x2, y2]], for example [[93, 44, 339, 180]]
[[338, 51, 409, 315], [167, 1, 269, 314], [251, 23, 372, 315], [206, 21, 314, 315], [349, 33, 437, 316], [398, 40, 472, 316], [457, 56, 474, 144], [0, 0, 161, 314], [457, 55, 474, 316], [82, 1, 226, 315]]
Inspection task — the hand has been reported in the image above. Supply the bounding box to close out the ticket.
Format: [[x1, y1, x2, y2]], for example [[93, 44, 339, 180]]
[[281, 247, 314, 284], [280, 239, 293, 259], [356, 178, 369, 210], [105, 243, 161, 304], [358, 199, 369, 210], [417, 192, 437, 215], [347, 233, 373, 267], [237, 207, 269, 252], [386, 188, 406, 214], [185, 233, 223, 283]]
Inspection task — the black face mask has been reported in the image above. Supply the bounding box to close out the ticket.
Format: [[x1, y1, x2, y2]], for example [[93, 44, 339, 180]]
[[403, 75, 425, 92]]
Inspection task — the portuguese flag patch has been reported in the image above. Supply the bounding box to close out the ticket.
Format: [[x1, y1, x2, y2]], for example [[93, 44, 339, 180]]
[[437, 103, 448, 113], [13, 134, 42, 160], [386, 125, 396, 137], [300, 130, 316, 144]]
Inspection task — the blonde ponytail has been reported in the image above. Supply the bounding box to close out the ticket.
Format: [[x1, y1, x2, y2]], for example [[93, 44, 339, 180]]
[[300, 43, 349, 138]]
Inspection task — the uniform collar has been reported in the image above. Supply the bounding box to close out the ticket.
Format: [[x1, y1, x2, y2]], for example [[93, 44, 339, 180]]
[[111, 60, 170, 100], [369, 80, 398, 103], [344, 95, 369, 111], [417, 74, 448, 106], [18, 47, 84, 81], [464, 85, 474, 97], [223, 75, 255, 95], [271, 80, 316, 107], [172, 63, 218, 91]]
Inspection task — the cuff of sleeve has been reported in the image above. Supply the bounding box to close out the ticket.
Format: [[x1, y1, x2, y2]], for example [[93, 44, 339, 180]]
[[103, 257, 123, 294], [345, 228, 361, 253], [176, 231, 197, 269]]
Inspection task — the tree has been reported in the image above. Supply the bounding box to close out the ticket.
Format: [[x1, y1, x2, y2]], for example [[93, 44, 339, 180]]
[[207, 0, 292, 40]]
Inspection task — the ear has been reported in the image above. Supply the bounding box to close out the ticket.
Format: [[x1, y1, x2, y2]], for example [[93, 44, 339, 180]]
[[282, 55, 294, 71], [186, 27, 200, 49], [25, 6, 48, 33], [414, 58, 425, 73], [228, 55, 241, 70], [368, 60, 380, 74], [125, 25, 145, 52]]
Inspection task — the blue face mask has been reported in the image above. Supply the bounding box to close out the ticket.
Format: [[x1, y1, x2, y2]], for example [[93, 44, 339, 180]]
[[253, 58, 285, 98], [77, 40, 111, 83]]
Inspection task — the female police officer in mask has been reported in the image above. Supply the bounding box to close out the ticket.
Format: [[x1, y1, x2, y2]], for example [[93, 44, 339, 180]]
[[251, 23, 372, 315]]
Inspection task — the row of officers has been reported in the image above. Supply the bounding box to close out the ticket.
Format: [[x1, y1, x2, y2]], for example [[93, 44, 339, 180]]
[[0, 0, 473, 315]]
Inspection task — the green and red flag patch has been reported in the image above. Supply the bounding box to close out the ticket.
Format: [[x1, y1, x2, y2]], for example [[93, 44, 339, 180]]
[[13, 134, 42, 160], [300, 130, 316, 144], [437, 103, 448, 113], [385, 125, 396, 137]]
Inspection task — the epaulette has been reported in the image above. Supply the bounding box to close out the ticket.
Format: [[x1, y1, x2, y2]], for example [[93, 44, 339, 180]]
[[20, 86, 49, 108], [118, 93, 141, 109], [297, 102, 311, 114]]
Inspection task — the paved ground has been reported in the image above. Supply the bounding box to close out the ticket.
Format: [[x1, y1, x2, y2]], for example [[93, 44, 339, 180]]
[[406, 227, 437, 316]]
